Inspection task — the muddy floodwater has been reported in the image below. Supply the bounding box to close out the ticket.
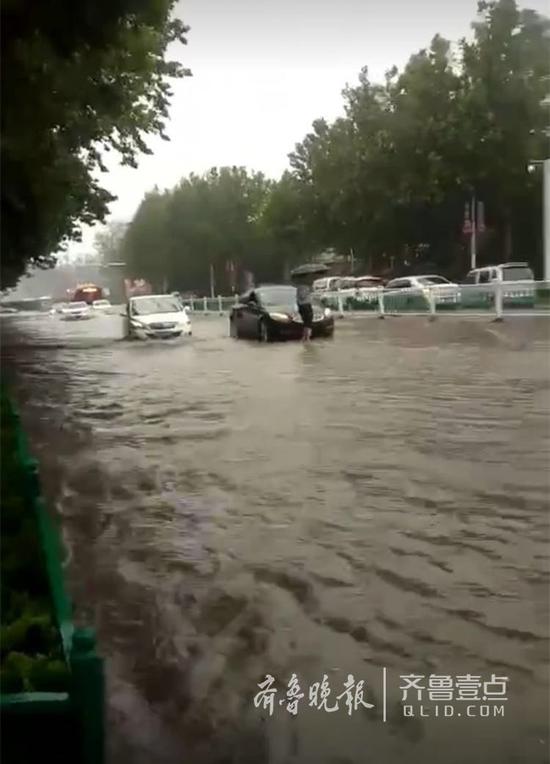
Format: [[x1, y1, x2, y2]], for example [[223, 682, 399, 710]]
[[1, 312, 549, 764]]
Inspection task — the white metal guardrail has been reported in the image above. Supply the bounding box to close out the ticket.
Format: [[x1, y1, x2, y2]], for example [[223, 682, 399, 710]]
[[313, 280, 550, 319], [182, 282, 550, 319], [180, 295, 238, 314]]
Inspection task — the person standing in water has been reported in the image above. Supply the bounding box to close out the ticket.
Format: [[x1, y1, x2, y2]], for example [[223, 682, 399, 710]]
[[295, 275, 313, 342]]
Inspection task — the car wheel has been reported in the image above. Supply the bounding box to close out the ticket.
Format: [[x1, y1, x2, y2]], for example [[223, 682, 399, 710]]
[[258, 319, 272, 343]]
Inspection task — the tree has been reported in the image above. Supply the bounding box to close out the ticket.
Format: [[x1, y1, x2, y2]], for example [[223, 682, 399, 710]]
[[121, 1, 550, 286], [285, 1, 549, 276], [459, 0, 550, 268], [121, 189, 171, 290], [94, 221, 128, 265], [1, 0, 190, 288], [122, 168, 275, 294], [258, 171, 317, 280]]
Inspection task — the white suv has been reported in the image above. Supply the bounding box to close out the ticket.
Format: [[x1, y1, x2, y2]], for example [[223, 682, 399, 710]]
[[462, 263, 535, 308]]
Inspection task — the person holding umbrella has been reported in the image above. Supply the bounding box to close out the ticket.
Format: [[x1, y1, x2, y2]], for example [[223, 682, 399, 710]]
[[291, 263, 328, 342]]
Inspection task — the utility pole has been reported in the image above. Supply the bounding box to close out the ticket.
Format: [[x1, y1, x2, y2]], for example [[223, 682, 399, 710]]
[[527, 158, 550, 282], [527, 75, 550, 281], [470, 195, 477, 270], [545, 159, 550, 283], [209, 264, 215, 298], [463, 196, 484, 270]]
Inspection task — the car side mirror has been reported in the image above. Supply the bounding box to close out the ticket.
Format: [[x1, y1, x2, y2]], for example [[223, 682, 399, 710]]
[[183, 305, 190, 314]]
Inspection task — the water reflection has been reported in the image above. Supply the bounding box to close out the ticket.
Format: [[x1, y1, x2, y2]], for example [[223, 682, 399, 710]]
[[2, 314, 549, 764]]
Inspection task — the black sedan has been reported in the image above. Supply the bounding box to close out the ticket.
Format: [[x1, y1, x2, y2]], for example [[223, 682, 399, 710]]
[[229, 285, 335, 342]]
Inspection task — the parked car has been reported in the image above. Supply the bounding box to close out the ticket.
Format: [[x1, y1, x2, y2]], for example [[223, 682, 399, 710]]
[[92, 299, 112, 313], [461, 262, 535, 309], [123, 294, 192, 340], [313, 276, 360, 311], [59, 301, 93, 320], [384, 275, 460, 311], [313, 277, 347, 292], [354, 276, 384, 289], [229, 285, 334, 341], [345, 276, 384, 309]]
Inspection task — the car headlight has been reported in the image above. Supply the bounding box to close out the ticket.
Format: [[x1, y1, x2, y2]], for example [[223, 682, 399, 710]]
[[269, 312, 291, 322], [131, 319, 145, 329], [323, 307, 332, 317]]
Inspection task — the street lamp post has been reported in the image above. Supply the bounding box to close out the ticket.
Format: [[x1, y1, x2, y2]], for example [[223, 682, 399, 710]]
[[545, 159, 550, 284], [530, 76, 550, 282], [528, 159, 550, 282]]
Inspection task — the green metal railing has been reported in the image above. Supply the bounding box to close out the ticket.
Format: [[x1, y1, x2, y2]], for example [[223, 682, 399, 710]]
[[1, 388, 105, 764]]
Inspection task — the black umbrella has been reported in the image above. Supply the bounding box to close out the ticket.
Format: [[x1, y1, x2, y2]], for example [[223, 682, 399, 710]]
[[290, 263, 329, 277]]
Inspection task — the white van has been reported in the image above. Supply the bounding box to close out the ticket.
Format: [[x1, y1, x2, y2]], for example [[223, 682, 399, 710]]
[[462, 262, 535, 308], [313, 277, 345, 292], [463, 262, 534, 285]]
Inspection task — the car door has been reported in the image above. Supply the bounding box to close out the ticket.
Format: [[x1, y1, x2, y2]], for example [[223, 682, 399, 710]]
[[400, 278, 421, 307], [234, 292, 260, 338], [384, 278, 408, 310], [461, 271, 477, 306], [232, 295, 250, 337], [476, 269, 495, 305], [243, 293, 263, 338]]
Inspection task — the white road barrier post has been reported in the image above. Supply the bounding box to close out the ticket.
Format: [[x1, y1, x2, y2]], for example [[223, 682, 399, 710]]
[[203, 297, 208, 313], [337, 290, 344, 318], [377, 287, 385, 319], [493, 281, 504, 322], [428, 288, 436, 321], [218, 295, 223, 314]]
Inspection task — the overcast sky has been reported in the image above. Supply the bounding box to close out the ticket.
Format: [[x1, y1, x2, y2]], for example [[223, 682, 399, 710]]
[[68, 0, 549, 257]]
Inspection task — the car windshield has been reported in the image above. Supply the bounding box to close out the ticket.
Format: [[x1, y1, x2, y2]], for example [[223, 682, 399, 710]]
[[131, 296, 182, 315], [69, 302, 87, 309], [502, 266, 533, 281], [256, 286, 297, 309], [417, 276, 450, 285], [94, 300, 109, 306]]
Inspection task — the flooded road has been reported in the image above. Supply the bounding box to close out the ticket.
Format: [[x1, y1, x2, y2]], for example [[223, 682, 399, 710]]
[[2, 312, 549, 764]]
